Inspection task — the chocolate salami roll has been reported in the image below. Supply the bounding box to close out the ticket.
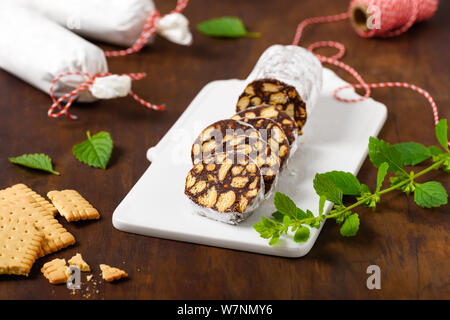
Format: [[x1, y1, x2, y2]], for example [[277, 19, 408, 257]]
[[240, 45, 323, 132], [191, 119, 260, 164], [237, 78, 307, 132], [185, 152, 265, 225]]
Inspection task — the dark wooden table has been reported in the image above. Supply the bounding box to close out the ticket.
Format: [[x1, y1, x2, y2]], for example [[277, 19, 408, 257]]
[[0, 0, 449, 300]]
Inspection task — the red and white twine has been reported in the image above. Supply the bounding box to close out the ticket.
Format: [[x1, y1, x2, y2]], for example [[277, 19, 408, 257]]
[[48, 0, 189, 119], [48, 72, 164, 120], [292, 0, 442, 131], [104, 0, 189, 57]]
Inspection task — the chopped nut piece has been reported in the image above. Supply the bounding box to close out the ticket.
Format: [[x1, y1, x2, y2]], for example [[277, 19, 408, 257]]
[[185, 172, 196, 188], [190, 181, 207, 195], [249, 177, 259, 189], [216, 191, 236, 212], [263, 82, 281, 92], [231, 177, 249, 188], [231, 166, 244, 175], [198, 186, 217, 207]]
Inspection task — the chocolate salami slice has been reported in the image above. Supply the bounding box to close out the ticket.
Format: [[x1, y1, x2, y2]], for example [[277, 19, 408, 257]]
[[191, 119, 260, 165], [231, 104, 298, 149], [185, 152, 265, 225], [237, 78, 307, 133], [231, 116, 290, 170]]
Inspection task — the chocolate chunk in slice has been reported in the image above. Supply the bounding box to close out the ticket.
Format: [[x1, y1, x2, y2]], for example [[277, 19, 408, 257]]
[[191, 119, 260, 164], [230, 116, 290, 170], [236, 79, 307, 134], [185, 152, 264, 225], [232, 105, 298, 147]]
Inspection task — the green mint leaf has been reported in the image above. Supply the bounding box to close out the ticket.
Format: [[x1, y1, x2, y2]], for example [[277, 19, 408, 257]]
[[360, 184, 371, 194], [340, 213, 360, 237], [197, 17, 260, 38], [269, 233, 280, 245], [273, 192, 297, 217], [313, 174, 343, 205], [282, 215, 291, 226], [376, 162, 389, 193], [318, 195, 326, 217], [319, 171, 362, 195], [261, 216, 278, 228], [254, 218, 276, 239], [429, 145, 444, 156], [293, 226, 310, 243], [296, 208, 314, 220], [9, 153, 60, 175], [435, 119, 449, 151], [393, 142, 431, 166], [414, 181, 448, 208], [73, 131, 113, 170], [272, 211, 284, 222], [368, 137, 405, 173]]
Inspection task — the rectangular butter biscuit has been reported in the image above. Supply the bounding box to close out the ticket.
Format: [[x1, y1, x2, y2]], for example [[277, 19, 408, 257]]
[[0, 196, 75, 257], [47, 190, 100, 222], [0, 184, 58, 216], [0, 203, 44, 276]]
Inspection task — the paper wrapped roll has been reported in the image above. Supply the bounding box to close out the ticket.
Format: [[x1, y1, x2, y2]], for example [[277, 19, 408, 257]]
[[0, 3, 107, 102], [13, 0, 192, 47], [240, 45, 323, 130]]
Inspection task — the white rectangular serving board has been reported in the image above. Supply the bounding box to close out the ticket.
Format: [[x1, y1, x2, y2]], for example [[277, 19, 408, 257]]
[[112, 68, 387, 258]]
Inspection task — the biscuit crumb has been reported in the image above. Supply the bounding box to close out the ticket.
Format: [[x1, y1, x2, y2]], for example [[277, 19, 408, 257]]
[[41, 258, 69, 284], [100, 264, 128, 282], [68, 253, 91, 272]]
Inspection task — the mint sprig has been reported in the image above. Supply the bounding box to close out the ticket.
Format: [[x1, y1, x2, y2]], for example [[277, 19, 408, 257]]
[[9, 153, 60, 175], [197, 17, 260, 38], [254, 119, 449, 246], [73, 131, 113, 169]]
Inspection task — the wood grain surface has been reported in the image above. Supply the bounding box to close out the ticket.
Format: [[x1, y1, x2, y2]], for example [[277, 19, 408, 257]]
[[0, 0, 448, 299]]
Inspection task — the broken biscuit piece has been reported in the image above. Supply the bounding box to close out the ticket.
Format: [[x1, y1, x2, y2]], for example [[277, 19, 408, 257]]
[[185, 152, 265, 224], [68, 253, 91, 272], [191, 119, 260, 164], [100, 264, 128, 282], [236, 78, 307, 133], [47, 190, 100, 222], [41, 258, 70, 284]]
